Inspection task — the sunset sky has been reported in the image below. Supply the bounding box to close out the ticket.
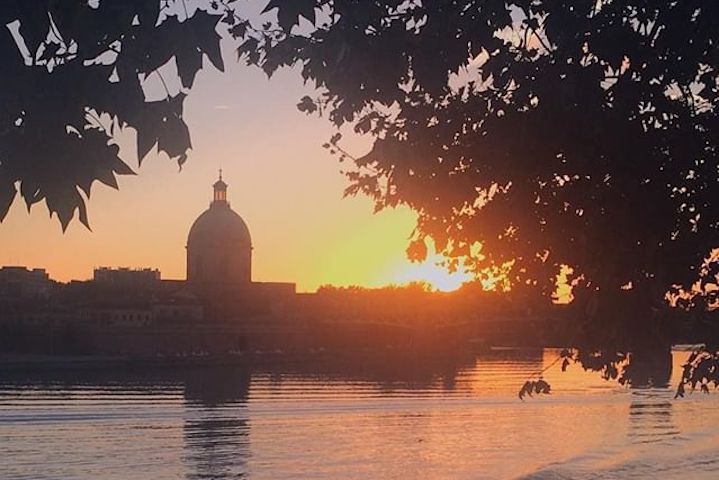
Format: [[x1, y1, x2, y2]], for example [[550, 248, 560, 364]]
[[0, 41, 472, 292]]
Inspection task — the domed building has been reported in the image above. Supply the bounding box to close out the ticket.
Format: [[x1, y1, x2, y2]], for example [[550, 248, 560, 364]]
[[187, 172, 253, 287]]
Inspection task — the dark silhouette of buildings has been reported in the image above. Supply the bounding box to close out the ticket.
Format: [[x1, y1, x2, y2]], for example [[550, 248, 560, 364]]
[[93, 267, 160, 286], [0, 266, 52, 301], [0, 175, 577, 360]]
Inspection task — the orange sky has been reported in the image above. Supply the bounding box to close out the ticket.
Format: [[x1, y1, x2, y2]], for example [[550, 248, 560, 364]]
[[0, 49, 473, 292]]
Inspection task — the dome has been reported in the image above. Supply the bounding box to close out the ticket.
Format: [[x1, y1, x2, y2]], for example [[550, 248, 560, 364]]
[[186, 173, 253, 286], [187, 203, 252, 249]]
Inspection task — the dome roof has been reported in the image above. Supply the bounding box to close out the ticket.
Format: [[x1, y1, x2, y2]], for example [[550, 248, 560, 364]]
[[187, 203, 252, 248]]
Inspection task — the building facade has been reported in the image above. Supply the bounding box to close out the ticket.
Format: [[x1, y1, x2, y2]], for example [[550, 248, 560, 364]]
[[94, 267, 161, 286], [0, 266, 52, 301]]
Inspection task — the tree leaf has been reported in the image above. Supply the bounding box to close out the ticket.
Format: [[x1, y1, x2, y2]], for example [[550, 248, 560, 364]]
[[0, 177, 17, 222]]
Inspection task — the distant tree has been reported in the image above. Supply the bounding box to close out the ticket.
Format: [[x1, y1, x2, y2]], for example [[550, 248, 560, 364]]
[[235, 1, 719, 357], [0, 1, 228, 229]]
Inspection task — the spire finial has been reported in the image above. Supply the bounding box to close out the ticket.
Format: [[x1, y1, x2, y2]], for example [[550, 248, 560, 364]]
[[219, 168, 223, 181]]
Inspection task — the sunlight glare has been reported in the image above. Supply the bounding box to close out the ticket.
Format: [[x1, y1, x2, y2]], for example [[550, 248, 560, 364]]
[[385, 254, 474, 292]]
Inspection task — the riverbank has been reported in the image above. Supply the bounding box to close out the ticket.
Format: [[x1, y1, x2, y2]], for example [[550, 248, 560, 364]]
[[0, 345, 480, 374]]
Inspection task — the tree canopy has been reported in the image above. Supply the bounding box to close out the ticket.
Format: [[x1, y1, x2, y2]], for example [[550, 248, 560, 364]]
[[0, 0, 227, 229], [236, 0, 719, 337]]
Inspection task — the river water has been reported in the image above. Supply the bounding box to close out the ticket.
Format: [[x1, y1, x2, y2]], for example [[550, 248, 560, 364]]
[[1, 349, 718, 479]]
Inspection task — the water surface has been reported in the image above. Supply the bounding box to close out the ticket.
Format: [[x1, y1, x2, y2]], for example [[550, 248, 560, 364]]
[[1, 349, 718, 479]]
